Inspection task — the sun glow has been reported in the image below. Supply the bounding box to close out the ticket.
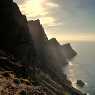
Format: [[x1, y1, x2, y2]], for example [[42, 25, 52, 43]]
[[14, 0, 95, 43], [18, 0, 58, 26], [47, 32, 95, 43], [19, 0, 48, 19]]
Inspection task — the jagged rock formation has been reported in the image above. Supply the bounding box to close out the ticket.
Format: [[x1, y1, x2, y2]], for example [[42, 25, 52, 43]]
[[28, 20, 48, 68], [0, 0, 85, 95], [28, 21, 67, 77], [0, 0, 36, 67], [62, 43, 77, 60], [28, 20, 84, 95], [28, 21, 68, 87], [28, 20, 76, 85], [45, 38, 68, 66], [28, 20, 48, 51]]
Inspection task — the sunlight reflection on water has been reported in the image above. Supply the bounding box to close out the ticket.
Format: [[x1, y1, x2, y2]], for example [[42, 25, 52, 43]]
[[65, 42, 95, 95]]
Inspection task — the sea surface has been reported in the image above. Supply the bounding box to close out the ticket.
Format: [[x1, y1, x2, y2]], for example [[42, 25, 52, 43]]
[[64, 42, 95, 95]]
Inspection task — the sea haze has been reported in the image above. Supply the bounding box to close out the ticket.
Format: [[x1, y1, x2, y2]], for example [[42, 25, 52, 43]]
[[65, 42, 95, 95]]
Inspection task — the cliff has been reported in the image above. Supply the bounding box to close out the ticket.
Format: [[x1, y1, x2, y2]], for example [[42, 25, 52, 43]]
[[62, 43, 77, 60], [0, 0, 36, 67], [0, 0, 85, 95]]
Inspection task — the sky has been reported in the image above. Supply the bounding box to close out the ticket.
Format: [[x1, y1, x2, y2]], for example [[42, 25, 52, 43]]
[[14, 0, 95, 43]]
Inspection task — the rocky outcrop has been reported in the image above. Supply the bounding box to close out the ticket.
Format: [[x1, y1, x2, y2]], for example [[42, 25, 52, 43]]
[[0, 0, 36, 67], [77, 80, 85, 87], [28, 21, 69, 87], [0, 0, 85, 95], [62, 43, 77, 60], [43, 38, 68, 84], [45, 38, 68, 66], [28, 20, 48, 51], [28, 20, 48, 68]]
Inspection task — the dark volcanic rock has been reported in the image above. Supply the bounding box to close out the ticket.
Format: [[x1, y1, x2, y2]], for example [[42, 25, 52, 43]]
[[28, 20, 48, 51], [77, 80, 85, 87], [0, 0, 36, 66], [45, 38, 68, 66], [62, 43, 77, 60], [28, 21, 68, 86], [28, 20, 48, 67], [28, 20, 83, 94], [44, 38, 68, 83]]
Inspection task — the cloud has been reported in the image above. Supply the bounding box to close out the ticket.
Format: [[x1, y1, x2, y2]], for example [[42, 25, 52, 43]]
[[15, 0, 95, 43], [47, 32, 95, 43], [17, 0, 60, 27], [39, 16, 55, 25], [18, 0, 49, 19], [39, 16, 62, 27], [45, 2, 59, 8]]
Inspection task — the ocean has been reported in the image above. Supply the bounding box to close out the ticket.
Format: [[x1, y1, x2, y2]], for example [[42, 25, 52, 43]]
[[64, 42, 95, 95]]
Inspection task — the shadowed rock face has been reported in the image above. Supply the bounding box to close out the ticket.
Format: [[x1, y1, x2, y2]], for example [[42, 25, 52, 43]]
[[0, 0, 36, 66], [28, 20, 77, 90], [28, 20, 48, 50], [44, 38, 68, 79], [45, 38, 68, 66], [28, 21, 68, 80], [62, 43, 77, 60]]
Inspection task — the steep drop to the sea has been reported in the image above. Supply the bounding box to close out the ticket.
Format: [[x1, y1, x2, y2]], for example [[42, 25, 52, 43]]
[[0, 0, 86, 94]]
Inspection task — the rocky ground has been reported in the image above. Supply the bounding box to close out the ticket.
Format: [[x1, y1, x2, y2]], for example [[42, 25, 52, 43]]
[[0, 51, 85, 95], [0, 71, 47, 95]]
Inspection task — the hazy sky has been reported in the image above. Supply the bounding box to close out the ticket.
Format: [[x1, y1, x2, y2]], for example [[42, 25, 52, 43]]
[[14, 0, 95, 43]]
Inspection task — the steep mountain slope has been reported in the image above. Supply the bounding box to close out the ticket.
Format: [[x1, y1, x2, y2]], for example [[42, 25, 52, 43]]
[[0, 0, 85, 95]]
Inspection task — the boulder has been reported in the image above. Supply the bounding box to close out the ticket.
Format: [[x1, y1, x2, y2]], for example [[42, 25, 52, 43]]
[[77, 80, 85, 87]]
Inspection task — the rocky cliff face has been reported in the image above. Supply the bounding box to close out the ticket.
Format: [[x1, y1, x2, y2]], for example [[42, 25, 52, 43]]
[[28, 20, 48, 50], [28, 21, 68, 85], [0, 0, 85, 95], [62, 43, 77, 60], [28, 20, 48, 68], [0, 0, 36, 67]]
